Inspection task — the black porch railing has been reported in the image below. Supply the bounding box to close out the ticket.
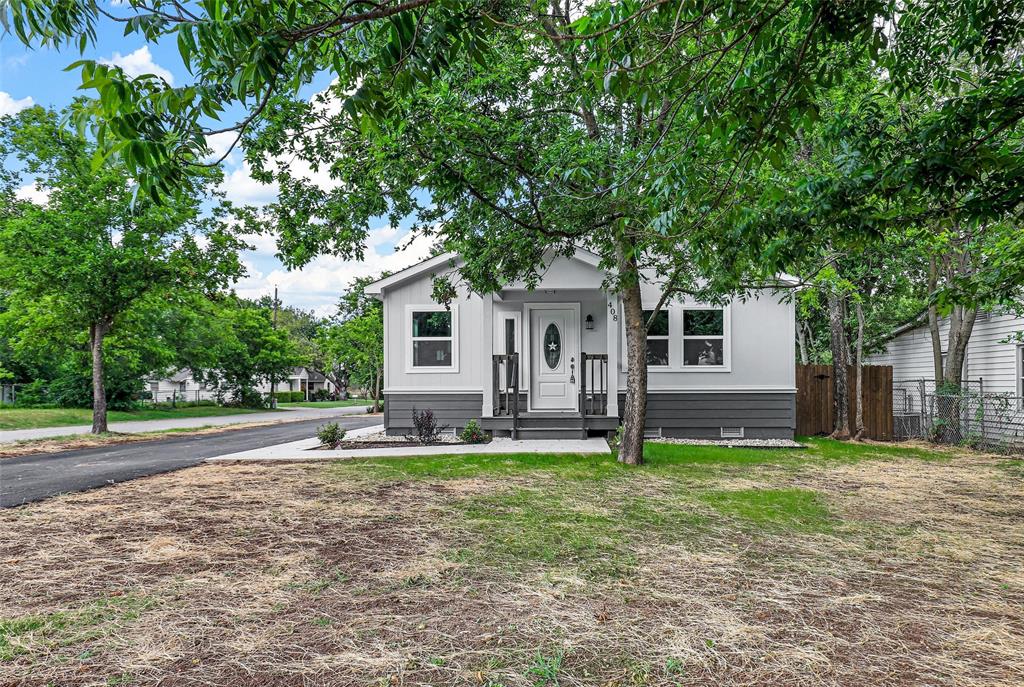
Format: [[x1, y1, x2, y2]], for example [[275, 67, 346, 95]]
[[580, 352, 608, 416], [492, 354, 520, 435]]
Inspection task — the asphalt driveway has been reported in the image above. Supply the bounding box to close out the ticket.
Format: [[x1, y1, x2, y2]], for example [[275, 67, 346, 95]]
[[0, 414, 380, 507]]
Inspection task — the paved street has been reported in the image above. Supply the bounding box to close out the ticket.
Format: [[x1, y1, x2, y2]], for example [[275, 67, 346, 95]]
[[0, 404, 372, 443], [0, 414, 380, 507]]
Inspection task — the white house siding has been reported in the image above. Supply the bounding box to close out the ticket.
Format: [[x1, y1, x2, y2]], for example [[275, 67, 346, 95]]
[[378, 252, 797, 438], [867, 312, 1024, 395], [383, 277, 485, 393], [624, 289, 796, 392]]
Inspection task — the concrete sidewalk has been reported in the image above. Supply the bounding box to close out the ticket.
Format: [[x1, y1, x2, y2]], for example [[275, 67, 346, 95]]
[[0, 405, 375, 443], [208, 425, 611, 461]]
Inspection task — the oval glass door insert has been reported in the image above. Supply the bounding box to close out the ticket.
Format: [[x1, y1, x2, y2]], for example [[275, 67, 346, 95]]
[[543, 323, 561, 369]]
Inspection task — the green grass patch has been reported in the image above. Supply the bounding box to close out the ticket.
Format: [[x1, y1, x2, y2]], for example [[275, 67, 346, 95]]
[[698, 488, 833, 533], [327, 451, 631, 481], [326, 439, 942, 485], [278, 400, 373, 408], [0, 595, 155, 661], [452, 485, 706, 578], [0, 405, 271, 430]]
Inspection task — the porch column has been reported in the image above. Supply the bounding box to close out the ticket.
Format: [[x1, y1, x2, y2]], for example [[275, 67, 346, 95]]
[[605, 292, 620, 417], [481, 292, 494, 417]]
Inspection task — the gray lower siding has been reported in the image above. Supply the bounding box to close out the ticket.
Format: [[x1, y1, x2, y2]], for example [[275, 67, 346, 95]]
[[385, 391, 795, 439], [618, 392, 796, 439], [384, 393, 483, 436]]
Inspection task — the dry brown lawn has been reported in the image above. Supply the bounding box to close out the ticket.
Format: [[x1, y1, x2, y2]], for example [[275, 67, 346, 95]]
[[1, 440, 1022, 686]]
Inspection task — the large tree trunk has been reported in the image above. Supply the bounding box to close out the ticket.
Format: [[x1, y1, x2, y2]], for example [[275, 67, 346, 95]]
[[827, 290, 851, 439], [90, 319, 111, 434], [943, 304, 976, 389], [927, 256, 944, 385], [853, 300, 866, 441], [618, 278, 648, 465], [796, 318, 810, 365]]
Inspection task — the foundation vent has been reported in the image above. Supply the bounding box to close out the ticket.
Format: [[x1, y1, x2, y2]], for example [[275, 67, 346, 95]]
[[720, 427, 745, 439], [643, 428, 663, 439]]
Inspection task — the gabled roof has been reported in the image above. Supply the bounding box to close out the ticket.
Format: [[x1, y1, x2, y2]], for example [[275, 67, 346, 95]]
[[364, 252, 459, 297], [362, 245, 799, 296], [363, 247, 609, 298]]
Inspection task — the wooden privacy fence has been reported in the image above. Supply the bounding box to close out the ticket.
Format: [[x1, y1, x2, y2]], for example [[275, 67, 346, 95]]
[[796, 364, 894, 440]]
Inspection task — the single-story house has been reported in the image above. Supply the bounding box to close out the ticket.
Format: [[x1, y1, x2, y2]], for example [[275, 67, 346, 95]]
[[254, 367, 338, 399], [866, 311, 1024, 396], [364, 249, 797, 439], [146, 369, 217, 403], [148, 367, 338, 403]]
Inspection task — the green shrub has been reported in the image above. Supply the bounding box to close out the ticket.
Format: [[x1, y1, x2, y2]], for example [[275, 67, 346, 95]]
[[460, 419, 489, 444], [410, 407, 449, 443], [317, 422, 346, 448]]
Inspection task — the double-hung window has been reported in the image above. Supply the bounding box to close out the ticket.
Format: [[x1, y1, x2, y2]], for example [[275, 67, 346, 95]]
[[408, 305, 458, 372], [682, 307, 727, 368], [644, 310, 670, 366]]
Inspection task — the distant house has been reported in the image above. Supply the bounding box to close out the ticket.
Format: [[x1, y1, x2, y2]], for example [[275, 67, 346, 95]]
[[148, 367, 338, 403], [145, 369, 218, 403], [255, 367, 338, 400], [866, 311, 1024, 396]]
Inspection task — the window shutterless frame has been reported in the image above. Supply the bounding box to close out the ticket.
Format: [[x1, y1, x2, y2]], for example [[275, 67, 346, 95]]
[[642, 309, 670, 368], [405, 304, 459, 373], [680, 305, 731, 372]]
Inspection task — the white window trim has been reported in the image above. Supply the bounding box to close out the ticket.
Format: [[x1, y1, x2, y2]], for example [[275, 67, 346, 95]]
[[679, 305, 732, 372], [1017, 344, 1024, 406], [643, 308, 671, 369], [405, 304, 459, 374], [497, 310, 524, 387]]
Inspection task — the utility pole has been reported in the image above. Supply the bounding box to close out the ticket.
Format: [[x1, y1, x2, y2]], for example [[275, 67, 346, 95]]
[[270, 286, 279, 408]]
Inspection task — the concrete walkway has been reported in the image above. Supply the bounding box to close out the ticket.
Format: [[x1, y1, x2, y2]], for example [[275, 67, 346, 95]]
[[208, 424, 611, 461], [0, 405, 374, 444]]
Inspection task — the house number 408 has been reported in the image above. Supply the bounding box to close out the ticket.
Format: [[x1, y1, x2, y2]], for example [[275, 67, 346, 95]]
[[607, 301, 618, 322]]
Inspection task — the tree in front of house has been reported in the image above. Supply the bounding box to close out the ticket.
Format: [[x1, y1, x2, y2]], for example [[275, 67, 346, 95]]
[[240, 4, 881, 464], [0, 107, 246, 432]]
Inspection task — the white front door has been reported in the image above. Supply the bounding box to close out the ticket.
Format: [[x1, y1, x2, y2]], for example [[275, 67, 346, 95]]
[[530, 306, 578, 411]]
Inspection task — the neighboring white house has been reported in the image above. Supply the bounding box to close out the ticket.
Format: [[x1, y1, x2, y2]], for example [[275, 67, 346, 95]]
[[148, 367, 338, 403], [365, 248, 797, 439], [866, 311, 1024, 396], [254, 367, 338, 399]]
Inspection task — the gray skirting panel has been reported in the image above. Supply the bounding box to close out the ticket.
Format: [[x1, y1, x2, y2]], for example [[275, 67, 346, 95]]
[[618, 392, 796, 439], [383, 393, 484, 436], [383, 391, 795, 440]]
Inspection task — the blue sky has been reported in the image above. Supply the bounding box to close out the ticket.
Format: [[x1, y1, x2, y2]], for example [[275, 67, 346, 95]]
[[0, 7, 433, 316]]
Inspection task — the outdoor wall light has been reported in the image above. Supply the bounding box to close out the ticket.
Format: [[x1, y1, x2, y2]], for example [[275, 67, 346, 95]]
[[585, 314, 595, 330]]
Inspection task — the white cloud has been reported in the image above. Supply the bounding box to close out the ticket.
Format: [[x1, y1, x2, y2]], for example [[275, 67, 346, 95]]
[[15, 183, 49, 205], [204, 131, 240, 164], [234, 229, 436, 315], [0, 91, 34, 117], [220, 164, 279, 206], [98, 46, 174, 84]]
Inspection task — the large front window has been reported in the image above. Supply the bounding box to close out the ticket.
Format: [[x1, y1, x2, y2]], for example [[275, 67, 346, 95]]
[[410, 308, 455, 369], [644, 309, 670, 366], [682, 308, 725, 367]]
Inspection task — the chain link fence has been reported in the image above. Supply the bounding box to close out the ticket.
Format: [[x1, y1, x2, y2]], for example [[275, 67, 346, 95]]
[[893, 378, 1024, 453]]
